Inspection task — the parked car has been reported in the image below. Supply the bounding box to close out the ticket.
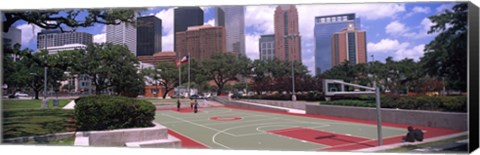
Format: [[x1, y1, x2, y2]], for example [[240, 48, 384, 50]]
[[190, 94, 206, 99], [15, 92, 29, 97]]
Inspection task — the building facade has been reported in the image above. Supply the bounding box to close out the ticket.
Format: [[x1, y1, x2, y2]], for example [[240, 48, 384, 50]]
[[274, 5, 301, 62], [175, 25, 226, 61], [174, 7, 204, 52], [331, 23, 367, 66], [46, 43, 87, 54], [137, 16, 162, 56], [37, 30, 92, 50], [137, 52, 177, 66], [314, 13, 360, 75], [106, 22, 137, 55], [215, 6, 246, 55], [2, 27, 22, 48], [259, 34, 275, 60]]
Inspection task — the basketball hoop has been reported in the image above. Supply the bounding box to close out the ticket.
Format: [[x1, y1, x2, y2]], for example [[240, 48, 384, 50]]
[[323, 79, 383, 146]]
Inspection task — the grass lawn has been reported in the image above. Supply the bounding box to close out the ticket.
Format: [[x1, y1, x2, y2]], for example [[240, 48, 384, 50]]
[[2, 99, 71, 110], [2, 109, 75, 139], [384, 135, 468, 152], [25, 135, 75, 145]]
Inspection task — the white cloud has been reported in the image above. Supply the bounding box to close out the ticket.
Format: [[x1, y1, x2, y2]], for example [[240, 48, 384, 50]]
[[16, 23, 42, 47], [368, 39, 425, 61], [405, 6, 431, 18], [245, 6, 276, 35], [402, 18, 436, 39], [436, 3, 454, 13], [93, 33, 106, 43], [385, 21, 409, 35], [245, 34, 260, 60], [204, 19, 215, 26], [367, 39, 409, 53], [155, 8, 174, 51], [393, 44, 425, 61]]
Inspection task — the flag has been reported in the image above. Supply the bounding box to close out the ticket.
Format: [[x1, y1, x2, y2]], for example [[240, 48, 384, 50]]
[[176, 56, 189, 68]]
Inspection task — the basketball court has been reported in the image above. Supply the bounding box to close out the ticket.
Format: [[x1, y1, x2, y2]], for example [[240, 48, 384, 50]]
[[154, 105, 462, 151]]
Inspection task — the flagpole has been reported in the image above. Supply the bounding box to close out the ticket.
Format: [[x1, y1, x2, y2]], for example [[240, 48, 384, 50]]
[[188, 53, 191, 98], [178, 58, 181, 102]]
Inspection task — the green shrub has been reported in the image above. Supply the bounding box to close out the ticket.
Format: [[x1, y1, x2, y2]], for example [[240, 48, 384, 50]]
[[74, 95, 155, 131], [380, 96, 466, 112], [322, 100, 375, 107]]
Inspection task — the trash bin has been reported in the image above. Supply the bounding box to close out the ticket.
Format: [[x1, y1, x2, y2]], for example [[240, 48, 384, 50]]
[[53, 99, 59, 107]]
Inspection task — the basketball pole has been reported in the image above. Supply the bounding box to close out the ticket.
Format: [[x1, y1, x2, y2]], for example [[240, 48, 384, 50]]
[[376, 86, 383, 146]]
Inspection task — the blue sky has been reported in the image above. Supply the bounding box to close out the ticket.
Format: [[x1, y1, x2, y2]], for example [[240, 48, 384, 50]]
[[10, 2, 457, 75]]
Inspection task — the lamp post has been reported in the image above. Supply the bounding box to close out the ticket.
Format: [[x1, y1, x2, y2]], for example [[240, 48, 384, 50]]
[[29, 73, 36, 99], [42, 36, 49, 109], [284, 34, 298, 101]]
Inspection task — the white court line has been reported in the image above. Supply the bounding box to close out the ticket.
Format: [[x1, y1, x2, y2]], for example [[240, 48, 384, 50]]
[[202, 118, 279, 126], [161, 113, 237, 137], [316, 134, 405, 151]]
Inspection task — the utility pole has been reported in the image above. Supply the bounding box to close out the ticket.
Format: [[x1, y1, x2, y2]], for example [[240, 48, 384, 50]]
[[42, 35, 49, 109]]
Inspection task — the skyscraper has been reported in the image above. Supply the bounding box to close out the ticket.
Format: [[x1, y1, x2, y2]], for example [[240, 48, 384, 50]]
[[106, 22, 137, 55], [215, 6, 246, 55], [259, 34, 275, 60], [331, 23, 367, 66], [2, 27, 22, 48], [176, 25, 226, 61], [274, 5, 301, 62], [314, 13, 360, 75], [174, 7, 204, 52], [37, 30, 92, 50], [137, 16, 162, 56]]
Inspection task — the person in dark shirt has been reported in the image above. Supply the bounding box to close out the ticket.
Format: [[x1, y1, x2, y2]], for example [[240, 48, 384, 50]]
[[402, 126, 424, 142], [402, 126, 415, 142], [177, 100, 181, 111], [193, 99, 199, 113]]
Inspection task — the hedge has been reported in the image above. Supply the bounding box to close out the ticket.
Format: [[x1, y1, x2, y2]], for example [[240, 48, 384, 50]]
[[74, 95, 156, 131], [240, 92, 325, 101], [380, 96, 467, 112]]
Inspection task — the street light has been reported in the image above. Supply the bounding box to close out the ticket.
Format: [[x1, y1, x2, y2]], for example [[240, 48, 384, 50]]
[[284, 33, 299, 101], [42, 36, 49, 109], [29, 73, 36, 99]]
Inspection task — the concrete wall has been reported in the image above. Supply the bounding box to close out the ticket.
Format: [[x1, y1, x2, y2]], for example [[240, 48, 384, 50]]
[[241, 99, 318, 110], [213, 97, 289, 112], [306, 104, 467, 131], [80, 123, 168, 146], [3, 132, 75, 143]]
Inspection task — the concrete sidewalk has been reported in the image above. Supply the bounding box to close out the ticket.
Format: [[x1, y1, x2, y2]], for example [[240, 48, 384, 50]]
[[63, 100, 76, 109], [233, 100, 306, 114]]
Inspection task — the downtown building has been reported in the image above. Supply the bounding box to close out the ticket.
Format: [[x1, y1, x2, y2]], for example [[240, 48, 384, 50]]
[[137, 16, 162, 56], [215, 6, 246, 55], [175, 25, 226, 61], [37, 30, 92, 54], [331, 23, 367, 66], [174, 7, 204, 52], [259, 34, 275, 60], [2, 27, 22, 61], [274, 5, 301, 62], [36, 30, 93, 93], [314, 13, 361, 75], [106, 21, 137, 55]]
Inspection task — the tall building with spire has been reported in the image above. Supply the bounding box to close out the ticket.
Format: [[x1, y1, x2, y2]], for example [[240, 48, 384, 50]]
[[274, 5, 301, 63]]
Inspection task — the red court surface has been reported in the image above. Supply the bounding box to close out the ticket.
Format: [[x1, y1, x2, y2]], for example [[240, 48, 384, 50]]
[[168, 130, 208, 148], [268, 127, 372, 147]]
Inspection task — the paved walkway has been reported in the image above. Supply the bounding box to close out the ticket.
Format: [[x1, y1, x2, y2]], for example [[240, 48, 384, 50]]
[[63, 100, 76, 109]]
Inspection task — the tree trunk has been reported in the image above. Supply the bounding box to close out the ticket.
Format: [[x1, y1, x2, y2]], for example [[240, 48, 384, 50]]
[[162, 88, 172, 99], [35, 90, 40, 100]]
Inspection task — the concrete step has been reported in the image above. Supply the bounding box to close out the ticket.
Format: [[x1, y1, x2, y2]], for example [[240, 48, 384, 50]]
[[125, 134, 181, 148]]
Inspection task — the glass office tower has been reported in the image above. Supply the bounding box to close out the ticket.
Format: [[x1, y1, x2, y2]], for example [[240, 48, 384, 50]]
[[314, 13, 360, 75]]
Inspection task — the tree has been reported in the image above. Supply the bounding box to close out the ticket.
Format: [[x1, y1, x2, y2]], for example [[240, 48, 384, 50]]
[[142, 62, 179, 99], [421, 2, 467, 91], [3, 9, 139, 33], [201, 53, 252, 95], [73, 43, 144, 96]]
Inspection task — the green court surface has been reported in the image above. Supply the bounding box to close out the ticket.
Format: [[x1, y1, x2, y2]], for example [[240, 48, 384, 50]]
[[155, 106, 411, 151]]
